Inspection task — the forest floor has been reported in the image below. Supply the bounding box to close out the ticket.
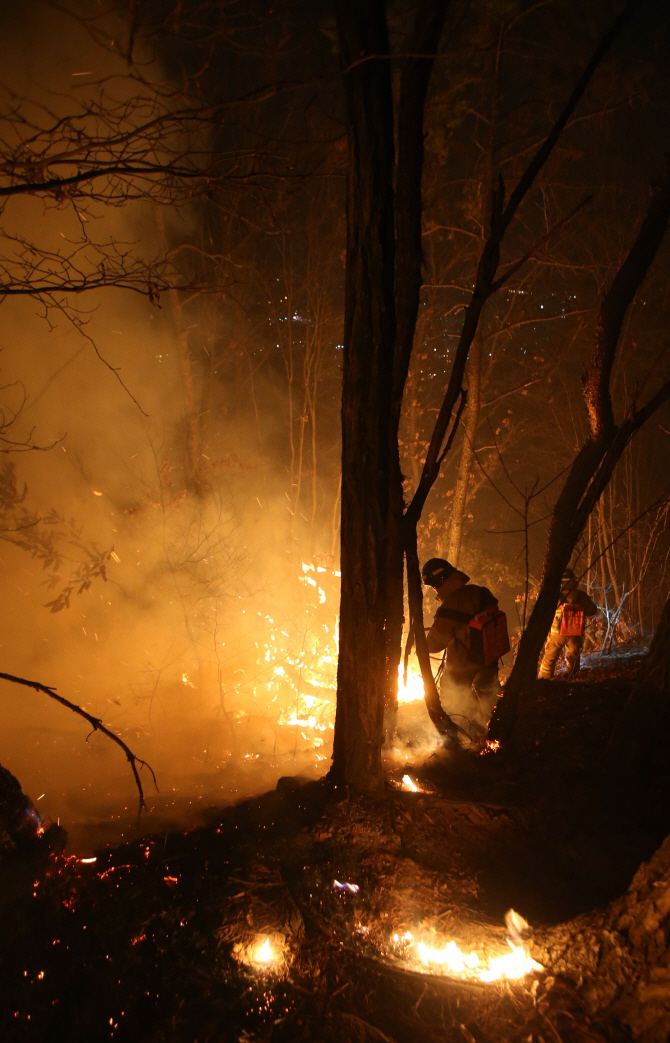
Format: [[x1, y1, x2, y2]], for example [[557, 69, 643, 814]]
[[2, 649, 668, 1043]]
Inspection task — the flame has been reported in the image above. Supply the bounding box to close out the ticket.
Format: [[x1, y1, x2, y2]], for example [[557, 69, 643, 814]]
[[418, 939, 479, 973], [233, 934, 285, 971], [254, 937, 273, 964], [397, 661, 425, 704], [401, 774, 419, 792], [413, 937, 541, 981], [390, 910, 543, 983], [479, 942, 543, 982], [246, 565, 428, 757]]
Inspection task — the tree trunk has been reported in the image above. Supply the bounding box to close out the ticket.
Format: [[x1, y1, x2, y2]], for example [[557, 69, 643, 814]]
[[447, 34, 500, 567], [331, 0, 400, 791], [448, 327, 483, 566], [331, 0, 449, 786]]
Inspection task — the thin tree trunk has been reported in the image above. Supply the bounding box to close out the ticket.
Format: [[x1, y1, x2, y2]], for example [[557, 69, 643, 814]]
[[330, 474, 342, 562], [448, 328, 482, 565], [604, 483, 622, 607], [586, 510, 594, 598], [447, 32, 500, 566], [155, 208, 204, 495]]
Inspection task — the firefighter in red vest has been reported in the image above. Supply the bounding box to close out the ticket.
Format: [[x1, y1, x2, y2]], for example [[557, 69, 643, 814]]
[[422, 557, 507, 728], [539, 568, 598, 679]]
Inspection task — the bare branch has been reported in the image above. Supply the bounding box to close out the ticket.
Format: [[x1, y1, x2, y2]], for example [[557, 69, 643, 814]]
[[0, 670, 157, 815]]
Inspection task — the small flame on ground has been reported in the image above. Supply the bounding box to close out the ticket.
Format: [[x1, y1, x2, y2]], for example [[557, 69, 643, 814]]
[[401, 774, 419, 792], [390, 909, 543, 983], [254, 937, 273, 964], [480, 739, 501, 756], [414, 937, 542, 981], [234, 934, 286, 972]]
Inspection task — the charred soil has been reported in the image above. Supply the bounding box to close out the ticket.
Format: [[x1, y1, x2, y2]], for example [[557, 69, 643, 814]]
[[1, 652, 668, 1043]]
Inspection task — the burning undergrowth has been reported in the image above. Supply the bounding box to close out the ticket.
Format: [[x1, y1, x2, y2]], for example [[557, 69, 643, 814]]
[[1, 656, 659, 1043], [0, 768, 649, 1043], [0, 780, 560, 1043]]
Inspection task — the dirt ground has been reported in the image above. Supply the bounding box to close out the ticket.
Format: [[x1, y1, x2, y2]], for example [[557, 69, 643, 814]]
[[1, 650, 668, 1043]]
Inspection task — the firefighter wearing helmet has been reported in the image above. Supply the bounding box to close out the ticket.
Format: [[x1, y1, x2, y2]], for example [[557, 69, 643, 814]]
[[538, 567, 598, 679], [421, 557, 508, 730]]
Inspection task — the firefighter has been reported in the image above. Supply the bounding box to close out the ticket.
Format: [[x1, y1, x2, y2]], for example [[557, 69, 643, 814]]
[[538, 567, 598, 679], [422, 557, 504, 728]]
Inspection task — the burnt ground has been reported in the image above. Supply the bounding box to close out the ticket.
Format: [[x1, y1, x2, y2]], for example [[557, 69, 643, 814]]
[[1, 650, 668, 1043]]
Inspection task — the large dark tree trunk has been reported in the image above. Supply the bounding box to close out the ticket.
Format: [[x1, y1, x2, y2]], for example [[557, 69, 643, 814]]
[[331, 0, 399, 791], [492, 165, 670, 744], [331, 0, 449, 787]]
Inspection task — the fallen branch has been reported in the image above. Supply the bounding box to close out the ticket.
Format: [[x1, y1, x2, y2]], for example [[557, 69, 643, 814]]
[[0, 670, 157, 814]]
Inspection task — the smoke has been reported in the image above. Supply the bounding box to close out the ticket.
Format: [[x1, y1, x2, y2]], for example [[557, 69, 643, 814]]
[[0, 1, 348, 853]]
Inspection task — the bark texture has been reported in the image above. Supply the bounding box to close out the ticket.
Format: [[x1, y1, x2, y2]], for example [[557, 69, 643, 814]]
[[331, 0, 399, 791], [332, 0, 450, 787], [448, 329, 482, 566]]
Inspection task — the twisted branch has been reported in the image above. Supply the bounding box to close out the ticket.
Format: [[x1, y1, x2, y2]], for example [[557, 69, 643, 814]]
[[0, 670, 157, 814]]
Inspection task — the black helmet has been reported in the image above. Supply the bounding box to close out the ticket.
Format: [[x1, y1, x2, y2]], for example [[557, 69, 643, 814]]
[[422, 557, 456, 589], [562, 567, 576, 582]]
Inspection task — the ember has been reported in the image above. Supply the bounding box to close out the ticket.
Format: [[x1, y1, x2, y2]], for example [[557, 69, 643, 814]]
[[401, 774, 420, 792]]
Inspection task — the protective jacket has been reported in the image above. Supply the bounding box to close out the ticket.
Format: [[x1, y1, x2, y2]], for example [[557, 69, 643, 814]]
[[426, 570, 498, 669]]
